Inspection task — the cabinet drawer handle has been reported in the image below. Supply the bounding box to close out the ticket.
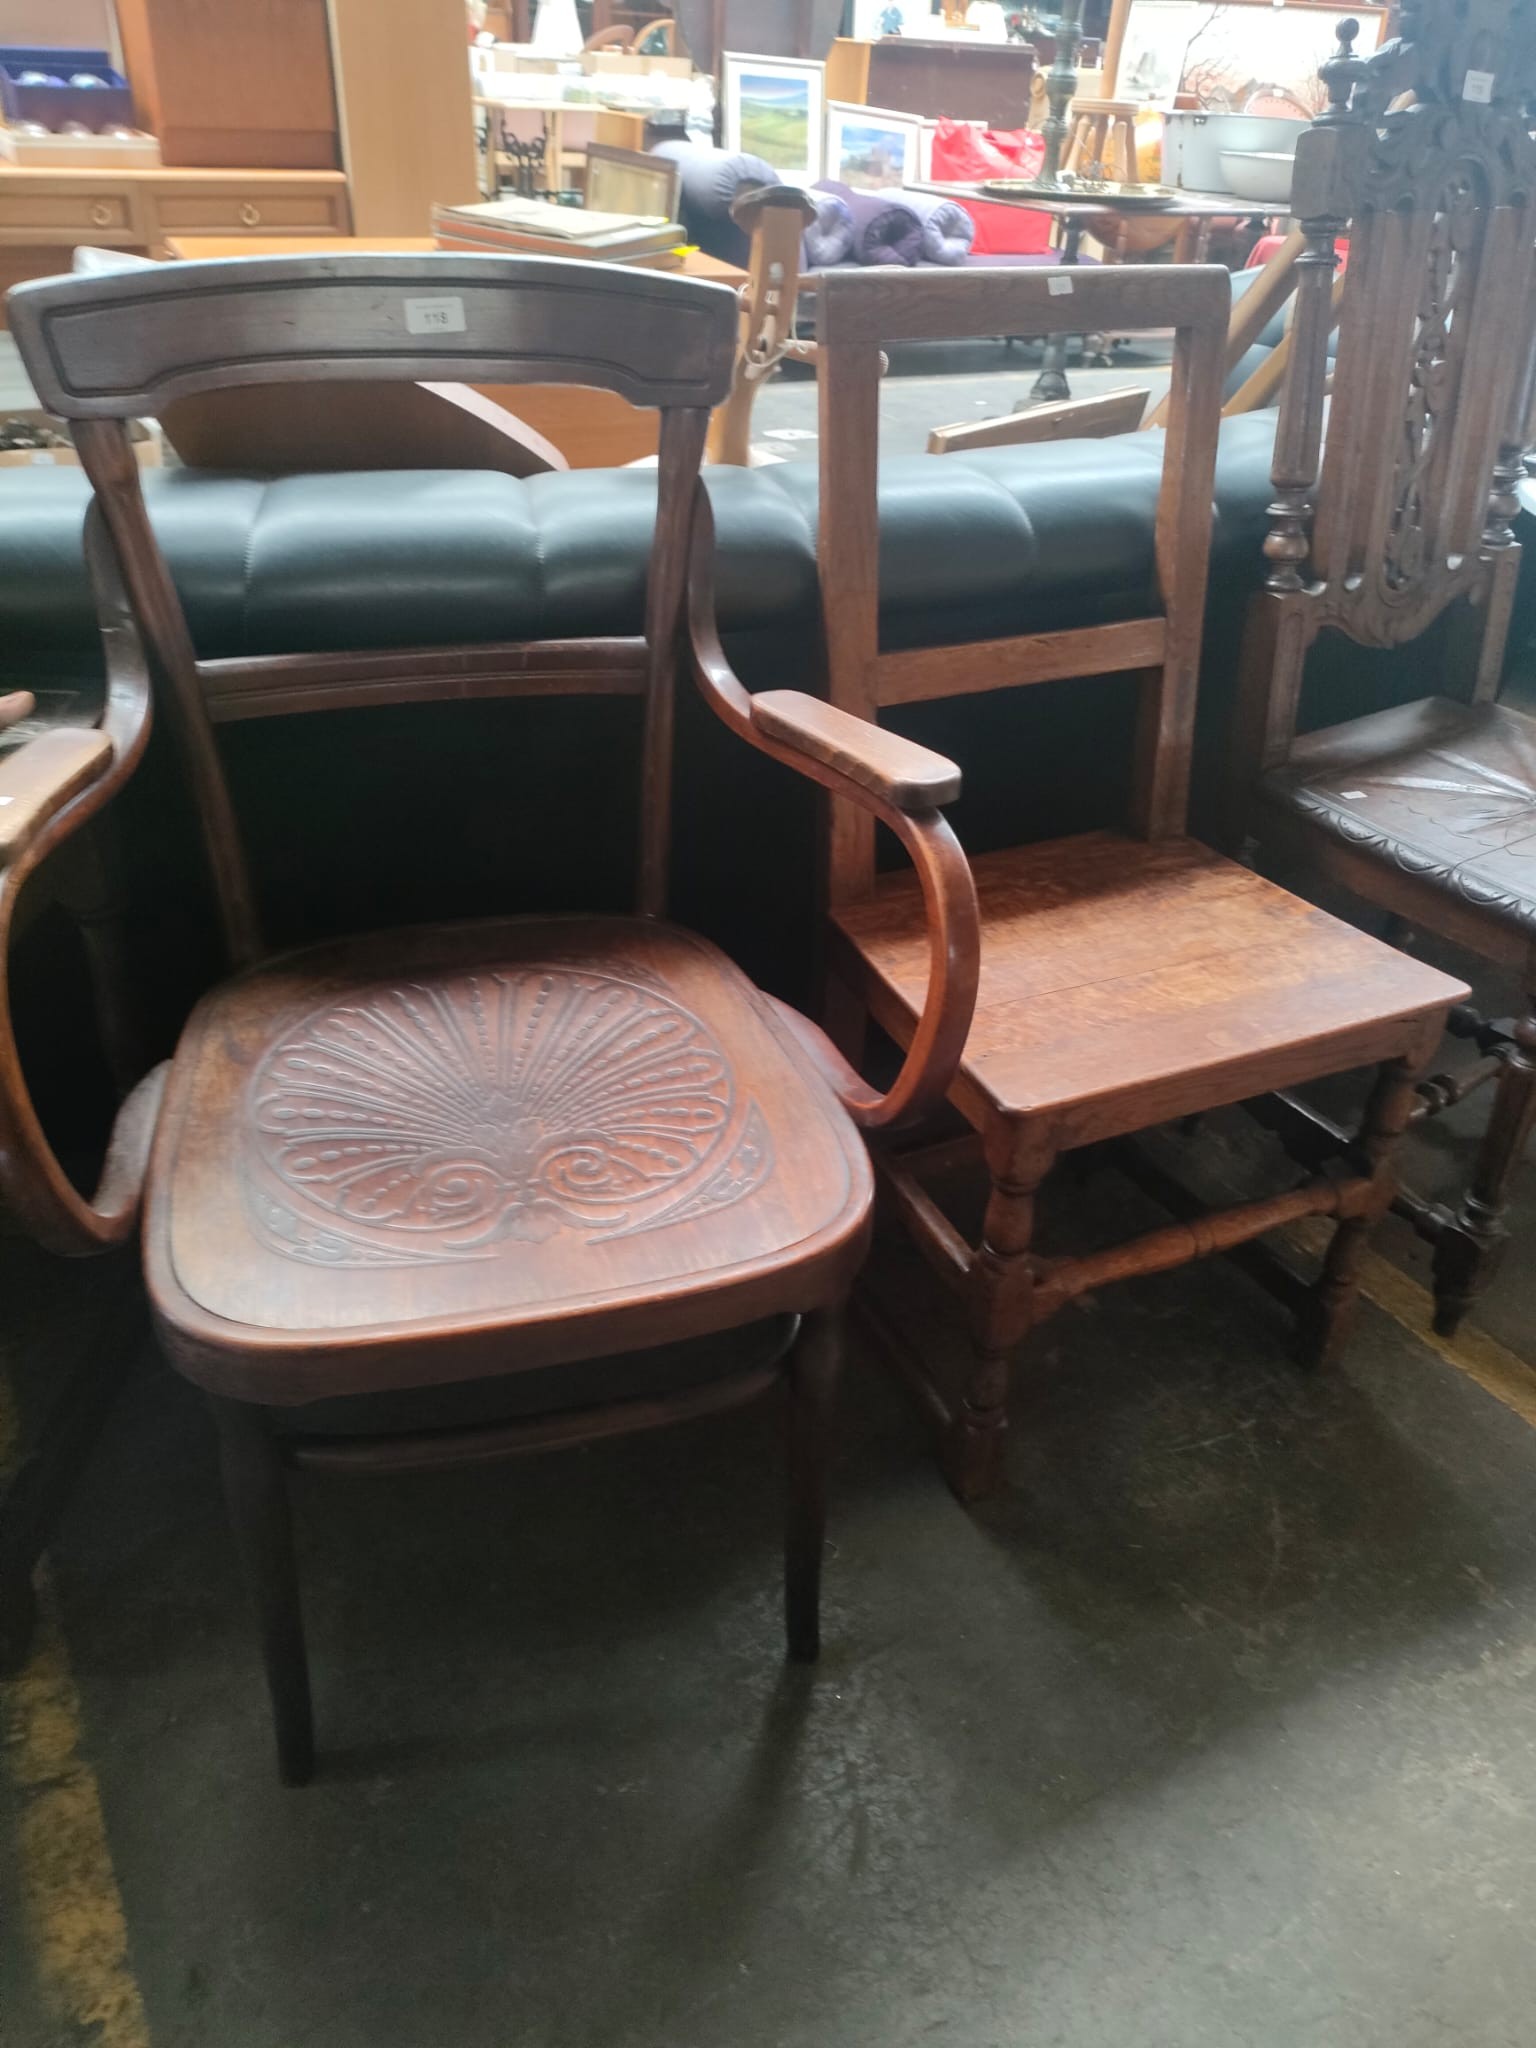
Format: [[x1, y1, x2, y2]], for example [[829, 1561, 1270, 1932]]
[[89, 203, 113, 228], [238, 202, 262, 227]]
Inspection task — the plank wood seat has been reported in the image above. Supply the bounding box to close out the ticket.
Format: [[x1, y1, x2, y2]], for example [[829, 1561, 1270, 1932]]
[[1234, 4, 1536, 1337], [833, 832, 1460, 1144], [745, 260, 1467, 1503], [0, 253, 979, 1779]]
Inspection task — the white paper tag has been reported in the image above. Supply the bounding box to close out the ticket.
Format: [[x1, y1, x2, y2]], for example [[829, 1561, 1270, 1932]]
[[1463, 68, 1495, 103], [1047, 274, 1073, 297], [405, 295, 467, 335], [1341, 789, 1367, 800]]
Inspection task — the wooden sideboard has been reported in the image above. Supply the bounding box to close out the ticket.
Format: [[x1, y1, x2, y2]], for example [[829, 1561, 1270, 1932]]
[[113, 0, 341, 170], [826, 37, 1037, 129], [0, 166, 351, 313]]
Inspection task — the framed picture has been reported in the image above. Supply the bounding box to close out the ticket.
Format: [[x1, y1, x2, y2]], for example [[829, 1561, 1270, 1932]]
[[1116, 0, 1200, 107], [1116, 1, 1388, 116], [721, 53, 825, 182], [826, 102, 922, 191]]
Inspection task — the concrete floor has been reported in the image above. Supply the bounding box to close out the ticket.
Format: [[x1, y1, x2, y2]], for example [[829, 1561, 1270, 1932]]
[[3, 1082, 1536, 2048], [3, 333, 1536, 2048]]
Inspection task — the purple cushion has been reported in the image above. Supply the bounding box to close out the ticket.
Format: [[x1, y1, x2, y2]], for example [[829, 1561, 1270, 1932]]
[[816, 178, 923, 267], [897, 188, 977, 266], [802, 188, 854, 268]]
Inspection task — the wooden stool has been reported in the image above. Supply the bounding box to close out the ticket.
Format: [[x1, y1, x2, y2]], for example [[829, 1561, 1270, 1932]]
[[1063, 99, 1140, 183]]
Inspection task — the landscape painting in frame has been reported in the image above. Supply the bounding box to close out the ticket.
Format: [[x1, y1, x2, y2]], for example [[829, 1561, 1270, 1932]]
[[723, 53, 825, 181], [827, 102, 921, 191], [1120, 1, 1385, 116]]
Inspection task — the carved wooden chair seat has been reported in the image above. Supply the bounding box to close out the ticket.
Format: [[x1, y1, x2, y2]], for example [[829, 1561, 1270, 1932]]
[[1235, 4, 1536, 1337], [0, 255, 978, 1781], [1261, 699, 1536, 950], [721, 262, 1466, 1504]]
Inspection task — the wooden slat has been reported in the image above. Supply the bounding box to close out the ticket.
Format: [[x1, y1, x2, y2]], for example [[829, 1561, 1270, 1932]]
[[873, 1151, 973, 1292], [817, 263, 1232, 350], [197, 639, 649, 721], [927, 386, 1148, 454], [818, 333, 884, 899], [875, 617, 1166, 707], [1031, 1175, 1352, 1320]]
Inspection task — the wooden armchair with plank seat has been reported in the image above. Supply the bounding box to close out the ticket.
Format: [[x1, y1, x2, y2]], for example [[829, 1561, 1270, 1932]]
[[709, 261, 1466, 1503], [0, 254, 979, 1781], [1233, 2, 1536, 1338]]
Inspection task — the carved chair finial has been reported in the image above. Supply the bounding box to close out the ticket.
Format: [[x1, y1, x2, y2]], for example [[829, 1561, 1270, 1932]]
[[1319, 17, 1364, 121]]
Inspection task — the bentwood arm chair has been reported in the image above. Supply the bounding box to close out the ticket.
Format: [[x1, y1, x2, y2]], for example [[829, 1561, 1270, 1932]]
[[1, 253, 979, 1782], [757, 260, 1467, 1504]]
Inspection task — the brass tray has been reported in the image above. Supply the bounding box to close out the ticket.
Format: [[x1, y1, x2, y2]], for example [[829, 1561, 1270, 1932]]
[[980, 179, 1182, 209]]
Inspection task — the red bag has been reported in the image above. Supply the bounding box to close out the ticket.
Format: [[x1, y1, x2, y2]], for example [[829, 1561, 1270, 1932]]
[[928, 117, 1052, 255]]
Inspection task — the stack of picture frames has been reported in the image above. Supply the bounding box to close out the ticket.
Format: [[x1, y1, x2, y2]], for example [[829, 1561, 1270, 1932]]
[[721, 52, 936, 193]]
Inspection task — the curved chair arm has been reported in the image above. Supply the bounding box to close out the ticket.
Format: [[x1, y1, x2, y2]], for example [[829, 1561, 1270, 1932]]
[[687, 487, 979, 1131], [0, 502, 159, 1256]]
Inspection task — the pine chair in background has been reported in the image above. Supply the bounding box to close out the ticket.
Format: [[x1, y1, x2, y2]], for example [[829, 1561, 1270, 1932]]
[[752, 261, 1467, 1503]]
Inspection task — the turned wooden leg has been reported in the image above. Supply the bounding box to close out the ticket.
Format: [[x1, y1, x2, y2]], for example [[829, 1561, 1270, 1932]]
[[0, 1261, 142, 1676], [213, 1399, 314, 1787], [1304, 1054, 1421, 1368], [784, 1307, 843, 1664], [947, 1148, 1054, 1505], [1433, 1005, 1536, 1337]]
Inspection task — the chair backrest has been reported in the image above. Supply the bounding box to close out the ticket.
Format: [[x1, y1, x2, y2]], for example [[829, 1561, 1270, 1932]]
[[1261, 3, 1536, 658], [7, 254, 738, 962], [814, 263, 1228, 905]]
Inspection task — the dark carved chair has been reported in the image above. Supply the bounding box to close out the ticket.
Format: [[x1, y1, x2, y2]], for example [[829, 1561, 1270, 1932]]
[[714, 261, 1467, 1504], [1234, 2, 1536, 1336], [0, 254, 979, 1781]]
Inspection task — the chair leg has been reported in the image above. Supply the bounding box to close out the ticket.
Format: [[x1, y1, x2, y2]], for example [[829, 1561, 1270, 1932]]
[[1303, 1053, 1421, 1368], [1433, 1004, 1536, 1337], [212, 1398, 314, 1787], [947, 1152, 1053, 1505], [784, 1306, 843, 1664]]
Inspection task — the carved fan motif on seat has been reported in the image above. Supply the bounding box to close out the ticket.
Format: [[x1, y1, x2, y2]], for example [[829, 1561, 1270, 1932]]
[[246, 966, 775, 1266]]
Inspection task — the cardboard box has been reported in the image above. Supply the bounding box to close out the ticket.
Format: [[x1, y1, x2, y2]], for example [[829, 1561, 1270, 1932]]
[[581, 51, 693, 80], [0, 409, 161, 468]]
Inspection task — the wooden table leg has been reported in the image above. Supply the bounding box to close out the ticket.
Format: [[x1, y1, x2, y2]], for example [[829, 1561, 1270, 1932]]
[[1030, 221, 1084, 404]]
